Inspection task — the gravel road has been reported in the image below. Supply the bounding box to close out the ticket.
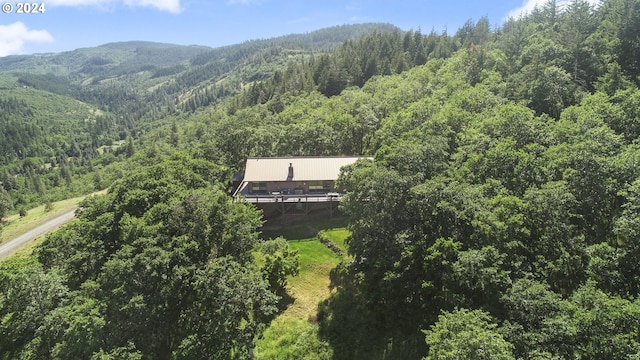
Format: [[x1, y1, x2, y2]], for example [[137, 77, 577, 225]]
[[0, 208, 77, 261]]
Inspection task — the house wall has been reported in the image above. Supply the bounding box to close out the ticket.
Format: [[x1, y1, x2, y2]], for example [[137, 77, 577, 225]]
[[248, 180, 335, 195]]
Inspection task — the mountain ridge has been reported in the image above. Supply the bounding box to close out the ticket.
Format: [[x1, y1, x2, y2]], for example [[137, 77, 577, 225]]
[[0, 23, 399, 73], [0, 22, 402, 175]]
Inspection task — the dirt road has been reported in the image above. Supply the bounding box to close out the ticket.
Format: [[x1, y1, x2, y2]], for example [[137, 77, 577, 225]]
[[0, 208, 77, 261]]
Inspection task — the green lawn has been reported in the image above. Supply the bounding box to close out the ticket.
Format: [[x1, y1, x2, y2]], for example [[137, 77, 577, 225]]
[[255, 317, 333, 360], [255, 216, 350, 359], [284, 239, 342, 319], [319, 228, 350, 254]]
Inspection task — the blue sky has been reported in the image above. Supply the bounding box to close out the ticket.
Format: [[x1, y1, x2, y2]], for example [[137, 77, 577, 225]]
[[0, 0, 592, 57]]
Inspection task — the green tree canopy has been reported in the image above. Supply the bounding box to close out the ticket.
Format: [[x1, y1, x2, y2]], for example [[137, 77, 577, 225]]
[[424, 308, 515, 360]]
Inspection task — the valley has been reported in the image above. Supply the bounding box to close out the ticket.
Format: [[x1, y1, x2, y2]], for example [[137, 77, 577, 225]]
[[2, 2, 640, 358]]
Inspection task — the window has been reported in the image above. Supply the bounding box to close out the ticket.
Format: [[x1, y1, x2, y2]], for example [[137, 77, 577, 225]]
[[251, 182, 267, 193], [309, 181, 323, 191]]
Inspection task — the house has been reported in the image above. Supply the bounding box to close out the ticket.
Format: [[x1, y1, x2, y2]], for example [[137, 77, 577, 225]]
[[233, 156, 372, 216]]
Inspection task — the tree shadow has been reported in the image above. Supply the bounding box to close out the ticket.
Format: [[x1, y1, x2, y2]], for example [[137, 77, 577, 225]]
[[316, 264, 426, 360], [275, 287, 295, 314], [261, 215, 348, 240]]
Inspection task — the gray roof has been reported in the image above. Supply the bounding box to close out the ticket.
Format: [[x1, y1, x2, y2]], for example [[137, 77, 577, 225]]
[[242, 156, 372, 182]]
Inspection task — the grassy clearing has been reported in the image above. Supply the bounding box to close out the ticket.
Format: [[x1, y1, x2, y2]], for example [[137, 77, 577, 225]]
[[319, 228, 350, 254], [255, 216, 350, 358], [284, 239, 342, 319], [261, 216, 349, 320], [255, 317, 333, 360], [0, 190, 107, 245]]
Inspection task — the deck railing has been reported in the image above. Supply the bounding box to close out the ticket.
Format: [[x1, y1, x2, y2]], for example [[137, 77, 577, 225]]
[[237, 193, 342, 203]]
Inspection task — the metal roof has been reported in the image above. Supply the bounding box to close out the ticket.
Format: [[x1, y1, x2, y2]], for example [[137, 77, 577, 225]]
[[242, 156, 372, 182]]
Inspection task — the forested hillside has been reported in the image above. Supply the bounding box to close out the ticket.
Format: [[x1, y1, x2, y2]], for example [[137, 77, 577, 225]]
[[0, 23, 397, 210], [3, 0, 640, 358]]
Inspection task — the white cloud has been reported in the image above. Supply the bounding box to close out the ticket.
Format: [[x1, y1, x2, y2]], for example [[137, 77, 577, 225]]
[[45, 0, 110, 5], [46, 0, 182, 13], [507, 0, 600, 20], [124, 0, 181, 13], [0, 22, 53, 57]]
